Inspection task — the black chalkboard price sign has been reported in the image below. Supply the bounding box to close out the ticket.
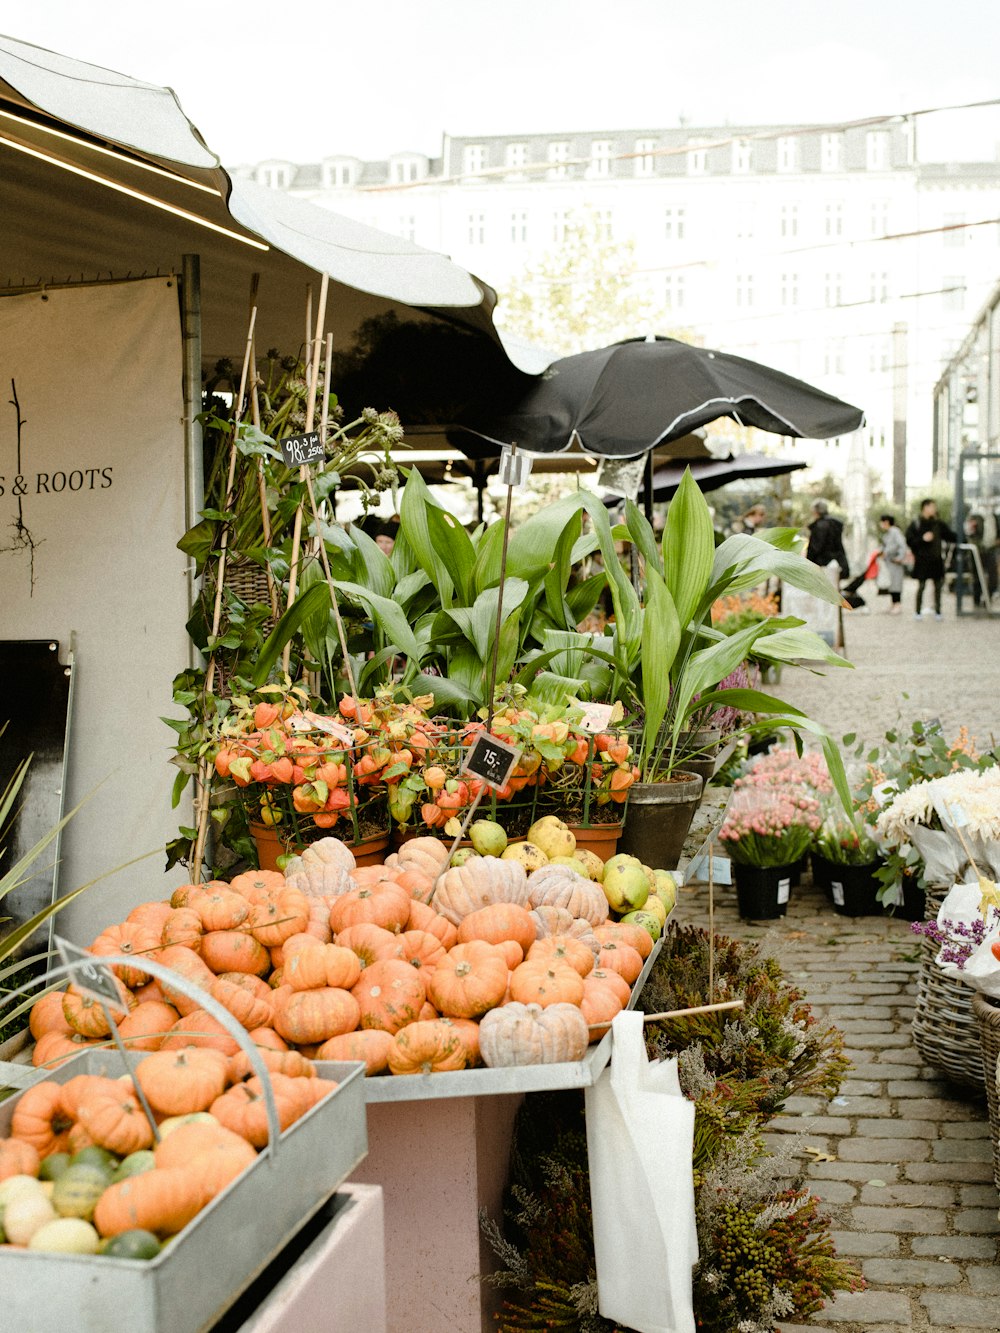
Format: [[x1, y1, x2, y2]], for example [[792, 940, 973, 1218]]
[[279, 431, 325, 468], [54, 935, 127, 1009], [461, 732, 521, 791]]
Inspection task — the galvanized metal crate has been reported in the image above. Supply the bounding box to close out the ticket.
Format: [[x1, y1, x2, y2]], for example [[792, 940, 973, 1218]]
[[0, 1050, 367, 1333]]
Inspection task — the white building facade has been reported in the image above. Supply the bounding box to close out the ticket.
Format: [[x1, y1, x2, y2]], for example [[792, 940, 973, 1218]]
[[233, 122, 1000, 494]]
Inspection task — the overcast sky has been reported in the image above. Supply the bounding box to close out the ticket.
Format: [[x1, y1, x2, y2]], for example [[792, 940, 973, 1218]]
[[4, 1, 1000, 165]]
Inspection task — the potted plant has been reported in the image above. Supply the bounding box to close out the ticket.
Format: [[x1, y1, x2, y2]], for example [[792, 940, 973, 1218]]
[[718, 787, 821, 919], [812, 812, 882, 915]]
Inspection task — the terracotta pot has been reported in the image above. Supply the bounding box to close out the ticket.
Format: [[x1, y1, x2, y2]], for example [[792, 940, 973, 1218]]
[[617, 773, 703, 869], [566, 822, 622, 863], [250, 822, 390, 871]]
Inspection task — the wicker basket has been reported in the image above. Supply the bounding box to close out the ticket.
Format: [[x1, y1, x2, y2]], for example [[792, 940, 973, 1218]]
[[911, 887, 985, 1089], [971, 992, 1000, 1191]]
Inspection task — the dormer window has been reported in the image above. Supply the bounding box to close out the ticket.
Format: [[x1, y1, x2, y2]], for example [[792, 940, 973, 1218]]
[[257, 162, 293, 189]]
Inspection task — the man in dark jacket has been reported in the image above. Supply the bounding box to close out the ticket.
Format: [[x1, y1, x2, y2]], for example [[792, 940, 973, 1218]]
[[805, 500, 850, 581], [906, 498, 957, 620]]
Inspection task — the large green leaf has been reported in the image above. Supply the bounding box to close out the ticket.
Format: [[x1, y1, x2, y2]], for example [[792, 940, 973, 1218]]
[[398, 468, 455, 606], [332, 580, 424, 664], [707, 534, 843, 610], [566, 572, 607, 623], [662, 468, 716, 632], [472, 519, 505, 593], [252, 581, 332, 685], [507, 492, 587, 582], [543, 509, 584, 626], [425, 502, 477, 606], [444, 578, 530, 661], [348, 526, 395, 599], [409, 672, 478, 709], [751, 627, 853, 668], [624, 500, 664, 578], [669, 619, 771, 736], [638, 566, 681, 768], [579, 494, 642, 670]]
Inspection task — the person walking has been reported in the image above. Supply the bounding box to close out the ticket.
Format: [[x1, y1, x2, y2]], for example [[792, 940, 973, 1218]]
[[878, 514, 907, 614], [905, 498, 957, 620], [805, 499, 850, 581]]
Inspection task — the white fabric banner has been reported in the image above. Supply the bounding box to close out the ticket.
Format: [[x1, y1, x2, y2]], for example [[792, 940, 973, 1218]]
[[0, 278, 190, 938]]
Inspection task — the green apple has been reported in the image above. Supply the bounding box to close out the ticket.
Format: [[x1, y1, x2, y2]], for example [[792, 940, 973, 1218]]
[[648, 869, 678, 917], [634, 892, 666, 927], [571, 848, 605, 882], [602, 861, 649, 912], [547, 855, 591, 877], [450, 848, 480, 867], [621, 909, 662, 942], [527, 816, 577, 860], [469, 819, 508, 856]]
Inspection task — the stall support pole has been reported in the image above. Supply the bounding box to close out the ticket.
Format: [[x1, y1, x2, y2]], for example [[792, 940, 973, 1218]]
[[180, 254, 204, 663]]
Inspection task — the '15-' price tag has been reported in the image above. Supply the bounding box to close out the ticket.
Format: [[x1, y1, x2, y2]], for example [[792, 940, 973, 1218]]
[[279, 431, 325, 468], [462, 733, 521, 791]]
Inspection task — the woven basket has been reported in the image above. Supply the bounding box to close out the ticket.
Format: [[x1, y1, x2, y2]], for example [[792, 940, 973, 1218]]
[[207, 559, 279, 699], [971, 992, 1000, 1191], [911, 887, 985, 1088]]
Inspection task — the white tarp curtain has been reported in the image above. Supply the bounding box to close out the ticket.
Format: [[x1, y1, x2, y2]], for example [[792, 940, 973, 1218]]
[[0, 277, 189, 937]]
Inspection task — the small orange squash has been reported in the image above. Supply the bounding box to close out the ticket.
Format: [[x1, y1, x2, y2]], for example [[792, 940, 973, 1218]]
[[285, 943, 362, 992], [10, 1081, 73, 1155], [509, 958, 585, 1009], [211, 975, 274, 1030], [90, 921, 162, 988], [29, 991, 74, 1041], [272, 987, 361, 1045], [334, 922, 398, 968], [580, 975, 624, 1038], [382, 930, 447, 976], [247, 885, 310, 948], [126, 900, 173, 933], [77, 1088, 155, 1155], [427, 941, 508, 1019], [595, 940, 644, 985], [329, 883, 411, 935], [95, 1167, 204, 1238], [387, 1019, 467, 1075], [192, 889, 250, 933], [160, 1009, 240, 1056], [154, 946, 216, 1016], [351, 960, 426, 1034], [32, 1030, 100, 1070], [160, 907, 204, 952], [315, 1028, 394, 1075], [200, 930, 270, 977], [60, 1073, 122, 1119], [209, 1074, 300, 1147], [135, 1047, 229, 1116], [229, 868, 287, 899], [117, 1000, 181, 1051], [526, 935, 595, 978], [0, 1137, 41, 1180], [457, 902, 537, 954], [406, 900, 459, 950]]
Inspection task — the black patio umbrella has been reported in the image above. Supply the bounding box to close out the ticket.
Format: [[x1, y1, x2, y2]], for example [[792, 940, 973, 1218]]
[[465, 335, 865, 458], [635, 451, 808, 501]]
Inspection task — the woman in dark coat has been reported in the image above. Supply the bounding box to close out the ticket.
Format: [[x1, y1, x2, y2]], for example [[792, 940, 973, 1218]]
[[905, 499, 957, 620]]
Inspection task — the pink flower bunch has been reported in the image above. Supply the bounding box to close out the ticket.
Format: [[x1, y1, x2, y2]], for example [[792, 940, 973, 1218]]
[[736, 747, 833, 795], [719, 788, 818, 866]]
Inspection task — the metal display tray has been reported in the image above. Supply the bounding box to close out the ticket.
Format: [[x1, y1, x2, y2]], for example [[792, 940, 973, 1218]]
[[0, 1051, 367, 1333], [354, 934, 664, 1102]]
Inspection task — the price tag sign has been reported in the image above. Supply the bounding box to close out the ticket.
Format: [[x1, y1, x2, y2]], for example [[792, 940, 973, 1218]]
[[577, 702, 616, 735], [685, 853, 732, 885], [498, 447, 532, 489], [304, 711, 355, 745], [54, 935, 126, 1009], [461, 733, 521, 791], [279, 431, 324, 468]]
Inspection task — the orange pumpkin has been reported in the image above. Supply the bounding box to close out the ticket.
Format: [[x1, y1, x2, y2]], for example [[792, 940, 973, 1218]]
[[209, 1074, 300, 1147], [417, 1000, 439, 1021], [62, 980, 134, 1037], [200, 930, 270, 977], [383, 930, 447, 976], [126, 900, 173, 933], [580, 975, 624, 1038], [594, 921, 652, 961], [595, 940, 644, 985], [229, 868, 287, 899], [272, 987, 361, 1044], [0, 1137, 41, 1180], [10, 1081, 73, 1155], [334, 922, 398, 968], [329, 883, 410, 935], [160, 1009, 241, 1056], [588, 967, 631, 1005], [494, 939, 524, 969], [303, 897, 333, 944], [387, 1019, 467, 1074], [29, 991, 74, 1041], [32, 1030, 100, 1070], [440, 1016, 481, 1067], [509, 958, 585, 1008], [294, 1076, 338, 1111], [315, 1028, 394, 1075], [117, 1000, 181, 1051], [95, 1167, 205, 1238], [154, 945, 216, 1015], [248, 885, 310, 948], [526, 935, 596, 978], [352, 960, 426, 1034], [285, 943, 362, 992], [135, 1047, 229, 1116], [211, 975, 274, 1030], [427, 942, 508, 1019], [67, 1122, 98, 1153], [406, 900, 459, 950], [60, 1073, 122, 1119], [153, 1118, 248, 1168], [77, 1088, 155, 1155], [188, 1138, 259, 1205], [270, 931, 322, 970], [90, 921, 162, 988], [132, 979, 168, 1005], [192, 889, 250, 933], [160, 907, 204, 952], [227, 1042, 315, 1083], [457, 902, 537, 954], [351, 864, 399, 887]]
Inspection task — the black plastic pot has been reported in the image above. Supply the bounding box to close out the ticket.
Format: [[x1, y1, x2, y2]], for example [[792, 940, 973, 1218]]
[[618, 773, 704, 869], [734, 862, 795, 920], [825, 861, 882, 917]]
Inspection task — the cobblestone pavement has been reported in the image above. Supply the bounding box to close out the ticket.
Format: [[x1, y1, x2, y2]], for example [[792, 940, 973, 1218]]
[[765, 583, 1000, 753], [674, 807, 1000, 1332]]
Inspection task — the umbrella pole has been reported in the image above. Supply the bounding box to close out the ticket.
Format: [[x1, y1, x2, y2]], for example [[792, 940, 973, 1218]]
[[644, 448, 654, 524]]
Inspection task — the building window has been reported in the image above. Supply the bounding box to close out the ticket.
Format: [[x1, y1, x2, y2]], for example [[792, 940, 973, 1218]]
[[687, 147, 708, 175], [467, 212, 486, 244], [943, 277, 966, 312], [664, 206, 686, 240], [866, 131, 889, 170], [462, 144, 486, 176], [735, 206, 755, 241], [824, 339, 846, 375], [589, 140, 613, 177], [732, 139, 752, 174], [777, 136, 797, 172], [824, 202, 843, 237], [391, 158, 420, 184], [824, 272, 843, 307], [869, 272, 889, 304], [510, 211, 529, 243], [780, 273, 799, 306], [944, 213, 966, 248], [820, 133, 842, 172], [547, 140, 570, 179], [398, 215, 416, 241], [663, 273, 686, 310], [780, 204, 798, 238], [505, 142, 528, 174], [869, 339, 890, 373], [634, 138, 657, 177], [324, 159, 355, 188], [258, 163, 291, 189], [870, 200, 889, 236], [736, 273, 754, 307], [595, 209, 613, 240]]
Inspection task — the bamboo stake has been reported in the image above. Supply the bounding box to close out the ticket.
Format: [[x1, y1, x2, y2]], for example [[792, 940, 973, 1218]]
[[283, 272, 328, 674], [191, 305, 258, 880], [587, 998, 744, 1031]]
